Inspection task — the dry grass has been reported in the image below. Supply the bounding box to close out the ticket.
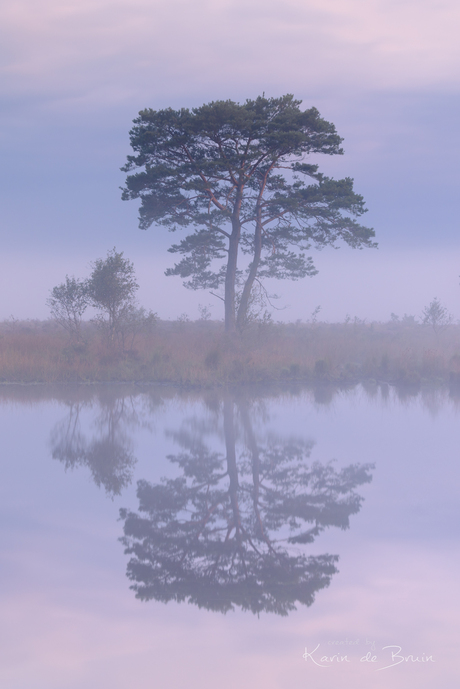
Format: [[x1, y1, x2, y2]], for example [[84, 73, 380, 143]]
[[1, 318, 460, 387]]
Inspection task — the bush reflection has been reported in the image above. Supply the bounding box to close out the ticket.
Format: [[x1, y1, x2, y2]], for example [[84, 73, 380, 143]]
[[50, 392, 140, 495]]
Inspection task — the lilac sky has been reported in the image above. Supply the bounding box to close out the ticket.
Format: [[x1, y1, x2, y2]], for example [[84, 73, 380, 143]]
[[1, 0, 459, 321]]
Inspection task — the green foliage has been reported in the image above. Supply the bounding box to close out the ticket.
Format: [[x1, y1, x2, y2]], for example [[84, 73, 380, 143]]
[[87, 248, 142, 346], [47, 275, 89, 344], [47, 250, 156, 354], [122, 94, 376, 331]]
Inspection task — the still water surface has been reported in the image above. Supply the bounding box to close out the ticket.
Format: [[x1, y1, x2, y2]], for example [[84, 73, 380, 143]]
[[1, 383, 459, 688]]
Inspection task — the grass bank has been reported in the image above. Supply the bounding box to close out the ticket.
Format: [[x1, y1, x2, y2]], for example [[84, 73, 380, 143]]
[[1, 318, 460, 387]]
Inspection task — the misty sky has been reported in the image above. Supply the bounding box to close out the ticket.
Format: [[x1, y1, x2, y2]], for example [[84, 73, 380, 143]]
[[1, 0, 459, 322]]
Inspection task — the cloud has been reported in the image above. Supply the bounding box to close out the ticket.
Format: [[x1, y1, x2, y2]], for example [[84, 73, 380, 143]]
[[1, 0, 460, 115]]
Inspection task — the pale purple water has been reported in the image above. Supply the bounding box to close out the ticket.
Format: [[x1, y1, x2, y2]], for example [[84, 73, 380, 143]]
[[1, 384, 458, 689]]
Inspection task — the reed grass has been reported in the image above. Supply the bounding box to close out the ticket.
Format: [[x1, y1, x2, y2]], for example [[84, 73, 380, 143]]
[[1, 317, 460, 387]]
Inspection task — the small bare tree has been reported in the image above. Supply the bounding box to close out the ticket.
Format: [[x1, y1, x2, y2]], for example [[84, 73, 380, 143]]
[[47, 276, 89, 344], [421, 297, 452, 334]]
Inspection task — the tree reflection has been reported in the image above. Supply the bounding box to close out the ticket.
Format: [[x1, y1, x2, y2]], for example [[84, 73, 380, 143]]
[[50, 393, 138, 496], [120, 395, 373, 615]]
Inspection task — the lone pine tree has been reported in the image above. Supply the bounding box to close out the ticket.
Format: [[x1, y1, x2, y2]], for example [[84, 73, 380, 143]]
[[122, 94, 376, 331]]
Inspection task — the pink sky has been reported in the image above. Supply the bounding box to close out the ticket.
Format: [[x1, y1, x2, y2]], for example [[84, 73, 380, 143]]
[[1, 0, 459, 320]]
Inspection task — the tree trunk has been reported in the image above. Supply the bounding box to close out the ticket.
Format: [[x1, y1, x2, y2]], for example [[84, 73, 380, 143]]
[[223, 396, 242, 537], [239, 403, 263, 539], [236, 220, 262, 330], [224, 220, 241, 333]]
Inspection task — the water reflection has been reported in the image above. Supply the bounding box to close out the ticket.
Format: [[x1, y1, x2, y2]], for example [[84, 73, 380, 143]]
[[50, 392, 140, 495], [2, 382, 459, 687], [120, 394, 374, 615]]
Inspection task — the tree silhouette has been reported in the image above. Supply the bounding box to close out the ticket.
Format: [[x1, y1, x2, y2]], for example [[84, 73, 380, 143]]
[[120, 396, 373, 614], [122, 95, 375, 331]]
